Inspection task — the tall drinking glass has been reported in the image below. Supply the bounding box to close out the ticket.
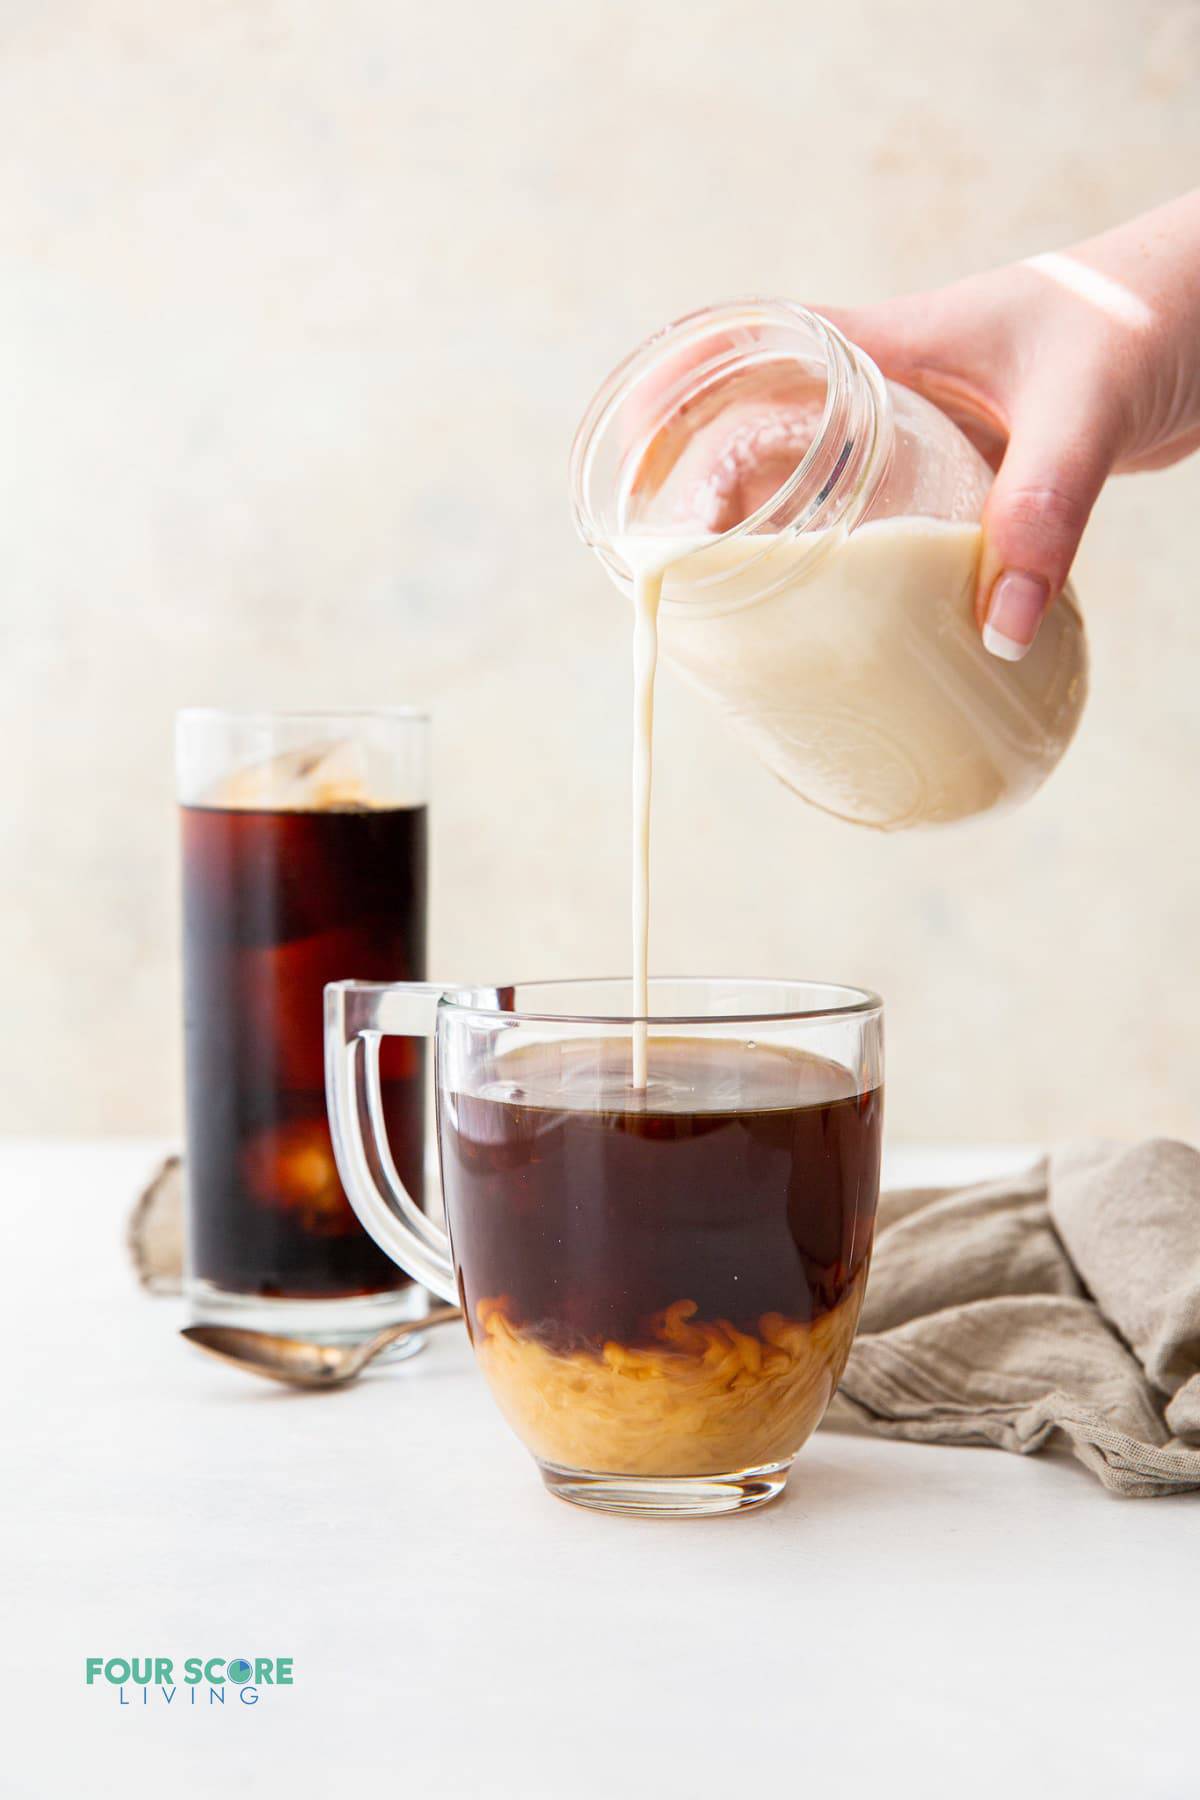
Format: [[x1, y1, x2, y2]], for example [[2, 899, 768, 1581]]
[[178, 709, 430, 1343]]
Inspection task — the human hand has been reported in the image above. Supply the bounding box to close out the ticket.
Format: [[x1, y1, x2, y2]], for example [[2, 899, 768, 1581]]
[[823, 190, 1200, 658]]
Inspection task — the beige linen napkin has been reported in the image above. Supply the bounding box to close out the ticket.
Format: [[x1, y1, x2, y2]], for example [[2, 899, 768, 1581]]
[[827, 1140, 1200, 1496]]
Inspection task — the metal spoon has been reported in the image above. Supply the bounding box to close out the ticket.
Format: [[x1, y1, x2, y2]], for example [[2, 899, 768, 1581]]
[[181, 1304, 463, 1388]]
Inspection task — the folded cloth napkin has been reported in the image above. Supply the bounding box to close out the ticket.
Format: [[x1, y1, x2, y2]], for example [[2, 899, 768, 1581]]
[[826, 1139, 1200, 1497]]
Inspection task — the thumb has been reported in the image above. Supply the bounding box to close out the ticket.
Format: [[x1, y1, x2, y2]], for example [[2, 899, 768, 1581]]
[[977, 396, 1117, 660]]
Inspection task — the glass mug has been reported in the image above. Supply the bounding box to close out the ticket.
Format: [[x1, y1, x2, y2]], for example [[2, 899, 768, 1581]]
[[326, 976, 883, 1516], [178, 708, 430, 1343]]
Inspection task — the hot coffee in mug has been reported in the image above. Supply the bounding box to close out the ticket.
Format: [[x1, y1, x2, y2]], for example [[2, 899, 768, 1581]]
[[325, 976, 882, 1517]]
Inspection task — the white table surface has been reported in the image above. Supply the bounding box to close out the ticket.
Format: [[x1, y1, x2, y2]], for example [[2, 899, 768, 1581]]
[[6, 1140, 1197, 1800]]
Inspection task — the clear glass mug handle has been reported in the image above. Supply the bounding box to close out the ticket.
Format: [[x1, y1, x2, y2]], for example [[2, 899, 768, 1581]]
[[324, 979, 459, 1305]]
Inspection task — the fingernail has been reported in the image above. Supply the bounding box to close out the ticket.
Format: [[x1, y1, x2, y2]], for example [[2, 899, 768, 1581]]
[[982, 571, 1050, 662]]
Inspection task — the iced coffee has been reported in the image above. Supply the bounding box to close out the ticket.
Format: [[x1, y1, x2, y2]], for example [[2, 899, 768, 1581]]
[[178, 713, 428, 1331]]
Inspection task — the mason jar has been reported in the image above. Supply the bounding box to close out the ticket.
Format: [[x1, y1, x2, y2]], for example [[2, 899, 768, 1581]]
[[569, 299, 1088, 829]]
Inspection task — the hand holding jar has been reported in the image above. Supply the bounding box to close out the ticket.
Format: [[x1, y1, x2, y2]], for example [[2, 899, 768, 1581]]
[[569, 191, 1200, 828], [825, 189, 1200, 659]]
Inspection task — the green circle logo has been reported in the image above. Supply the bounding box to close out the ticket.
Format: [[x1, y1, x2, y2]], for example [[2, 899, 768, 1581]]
[[227, 1659, 252, 1684]]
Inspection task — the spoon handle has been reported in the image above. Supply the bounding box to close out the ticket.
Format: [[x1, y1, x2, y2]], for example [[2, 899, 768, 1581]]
[[369, 1303, 462, 1360]]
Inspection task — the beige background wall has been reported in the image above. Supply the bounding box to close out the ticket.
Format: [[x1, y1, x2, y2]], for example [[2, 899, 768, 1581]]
[[4, 0, 1199, 1143]]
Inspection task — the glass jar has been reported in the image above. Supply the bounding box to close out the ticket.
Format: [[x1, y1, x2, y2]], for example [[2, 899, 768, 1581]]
[[569, 299, 1088, 829]]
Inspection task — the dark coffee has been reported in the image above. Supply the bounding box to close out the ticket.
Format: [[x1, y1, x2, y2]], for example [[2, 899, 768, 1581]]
[[182, 802, 426, 1299], [441, 1037, 881, 1351], [439, 1036, 880, 1478]]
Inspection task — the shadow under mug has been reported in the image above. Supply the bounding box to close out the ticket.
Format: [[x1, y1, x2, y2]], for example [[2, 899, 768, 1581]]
[[325, 976, 884, 1517]]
